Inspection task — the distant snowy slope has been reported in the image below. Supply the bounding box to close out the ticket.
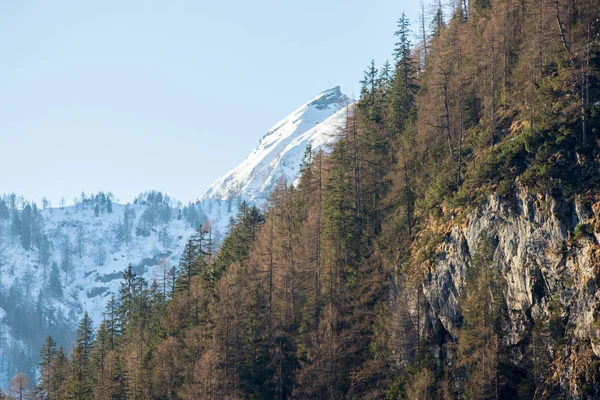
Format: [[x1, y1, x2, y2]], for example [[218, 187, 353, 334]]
[[0, 193, 200, 386], [200, 86, 351, 203]]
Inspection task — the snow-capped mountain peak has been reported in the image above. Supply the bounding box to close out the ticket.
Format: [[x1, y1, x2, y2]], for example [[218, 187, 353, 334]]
[[200, 87, 352, 204], [307, 85, 347, 110]]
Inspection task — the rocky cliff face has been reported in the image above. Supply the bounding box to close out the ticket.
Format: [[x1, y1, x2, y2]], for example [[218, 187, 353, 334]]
[[423, 187, 600, 398]]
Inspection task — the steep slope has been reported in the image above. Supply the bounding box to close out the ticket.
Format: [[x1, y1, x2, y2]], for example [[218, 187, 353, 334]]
[[0, 194, 198, 385], [422, 188, 600, 398], [198, 86, 351, 236], [201, 86, 349, 202]]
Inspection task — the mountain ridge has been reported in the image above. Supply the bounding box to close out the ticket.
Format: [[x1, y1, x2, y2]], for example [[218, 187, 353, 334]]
[[199, 86, 351, 203]]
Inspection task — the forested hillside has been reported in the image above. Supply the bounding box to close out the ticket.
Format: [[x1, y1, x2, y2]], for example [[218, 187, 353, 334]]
[[0, 191, 201, 386], [26, 0, 600, 398]]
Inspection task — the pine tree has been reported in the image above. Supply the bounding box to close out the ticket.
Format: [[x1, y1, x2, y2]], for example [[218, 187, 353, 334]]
[[47, 262, 63, 299], [65, 313, 95, 399], [90, 322, 111, 397], [212, 202, 264, 280], [118, 265, 136, 329], [430, 0, 445, 38], [360, 60, 379, 108], [390, 13, 417, 134], [39, 234, 52, 270], [38, 336, 58, 400], [176, 235, 203, 296], [54, 346, 69, 396], [0, 198, 9, 219], [10, 210, 21, 244], [60, 235, 73, 284], [103, 295, 121, 350], [20, 203, 32, 250], [76, 312, 95, 358]]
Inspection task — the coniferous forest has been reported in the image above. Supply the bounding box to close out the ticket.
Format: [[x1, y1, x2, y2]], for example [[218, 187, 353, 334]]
[[14, 0, 600, 398]]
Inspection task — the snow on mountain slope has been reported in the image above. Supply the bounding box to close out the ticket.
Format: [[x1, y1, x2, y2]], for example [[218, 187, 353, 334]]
[[0, 195, 199, 385], [32, 203, 194, 322], [200, 86, 350, 203], [198, 86, 352, 235]]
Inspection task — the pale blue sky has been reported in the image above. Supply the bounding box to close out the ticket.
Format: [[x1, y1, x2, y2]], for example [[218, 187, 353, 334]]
[[0, 0, 419, 206]]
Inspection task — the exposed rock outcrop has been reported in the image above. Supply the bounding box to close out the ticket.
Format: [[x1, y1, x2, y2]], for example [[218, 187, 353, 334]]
[[423, 187, 600, 398]]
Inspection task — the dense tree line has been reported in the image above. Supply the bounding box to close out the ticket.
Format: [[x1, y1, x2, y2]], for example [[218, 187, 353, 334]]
[[27, 0, 600, 398]]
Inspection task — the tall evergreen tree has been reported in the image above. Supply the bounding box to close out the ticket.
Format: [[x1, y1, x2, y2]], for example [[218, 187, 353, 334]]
[[38, 336, 57, 400], [118, 265, 136, 328], [10, 210, 21, 244], [64, 313, 94, 400], [20, 204, 32, 250], [47, 262, 63, 299]]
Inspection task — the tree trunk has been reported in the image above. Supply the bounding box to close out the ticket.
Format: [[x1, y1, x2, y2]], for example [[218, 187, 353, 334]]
[[443, 74, 455, 161]]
